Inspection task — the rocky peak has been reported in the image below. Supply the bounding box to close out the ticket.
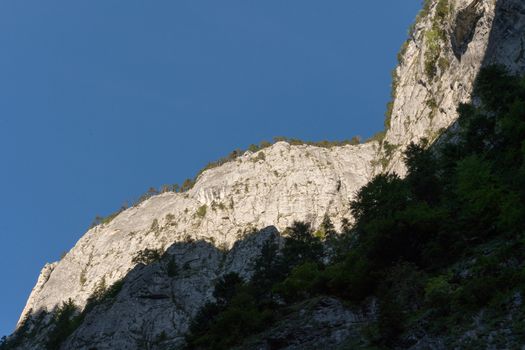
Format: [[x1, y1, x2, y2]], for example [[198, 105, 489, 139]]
[[10, 0, 525, 348], [380, 0, 525, 175]]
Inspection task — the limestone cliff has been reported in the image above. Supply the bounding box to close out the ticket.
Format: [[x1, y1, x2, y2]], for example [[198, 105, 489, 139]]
[[9, 0, 525, 349], [381, 0, 525, 175], [19, 141, 377, 330]]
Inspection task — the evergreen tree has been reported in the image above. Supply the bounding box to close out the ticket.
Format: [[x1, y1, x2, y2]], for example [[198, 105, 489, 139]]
[[320, 214, 336, 239], [213, 273, 244, 306], [251, 239, 282, 292], [281, 221, 323, 269], [404, 139, 441, 204]]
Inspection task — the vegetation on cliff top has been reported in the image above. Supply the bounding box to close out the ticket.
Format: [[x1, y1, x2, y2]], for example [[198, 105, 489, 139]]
[[88, 135, 362, 229], [184, 67, 525, 349], [3, 66, 524, 349]]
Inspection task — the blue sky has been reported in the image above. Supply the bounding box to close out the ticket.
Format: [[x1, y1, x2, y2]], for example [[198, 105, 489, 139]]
[[0, 1, 421, 336]]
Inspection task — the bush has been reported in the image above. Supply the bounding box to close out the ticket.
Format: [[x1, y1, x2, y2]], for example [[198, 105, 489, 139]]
[[186, 67, 525, 349], [190, 288, 272, 349], [425, 275, 452, 310], [281, 221, 323, 269], [180, 178, 196, 192], [273, 262, 322, 302], [324, 252, 374, 302], [254, 152, 266, 162], [424, 28, 441, 80], [46, 299, 83, 350], [250, 239, 282, 293], [213, 273, 244, 306], [132, 248, 162, 265], [350, 173, 408, 224], [196, 205, 207, 219], [186, 281, 274, 350]]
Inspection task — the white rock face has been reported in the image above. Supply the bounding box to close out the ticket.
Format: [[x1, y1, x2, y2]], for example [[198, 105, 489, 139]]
[[19, 141, 378, 328], [382, 0, 525, 175], [13, 0, 525, 348], [60, 227, 280, 350]]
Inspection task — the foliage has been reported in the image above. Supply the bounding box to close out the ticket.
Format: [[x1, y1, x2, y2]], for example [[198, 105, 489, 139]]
[[45, 299, 83, 350], [424, 275, 452, 309], [250, 238, 282, 293], [103, 278, 125, 300], [44, 277, 126, 349], [186, 273, 274, 350], [424, 0, 450, 80], [90, 206, 126, 229], [367, 130, 386, 143], [272, 262, 323, 302], [180, 178, 195, 193], [280, 221, 323, 270], [435, 0, 450, 22], [186, 222, 325, 349], [10, 66, 525, 350], [150, 218, 160, 232], [424, 28, 442, 79], [404, 138, 441, 203], [132, 248, 162, 265], [350, 173, 409, 224], [346, 67, 525, 344], [186, 67, 525, 348], [319, 214, 336, 239], [89, 132, 365, 231], [213, 273, 245, 306], [195, 205, 207, 219], [272, 136, 361, 148], [254, 151, 266, 162]]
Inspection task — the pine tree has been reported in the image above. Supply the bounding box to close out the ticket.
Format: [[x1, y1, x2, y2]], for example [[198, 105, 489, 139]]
[[320, 214, 336, 239]]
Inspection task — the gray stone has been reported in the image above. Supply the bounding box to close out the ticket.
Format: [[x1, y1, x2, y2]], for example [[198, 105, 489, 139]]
[[11, 0, 525, 348]]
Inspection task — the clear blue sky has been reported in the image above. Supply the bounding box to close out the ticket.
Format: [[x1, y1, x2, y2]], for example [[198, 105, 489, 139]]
[[0, 1, 421, 336]]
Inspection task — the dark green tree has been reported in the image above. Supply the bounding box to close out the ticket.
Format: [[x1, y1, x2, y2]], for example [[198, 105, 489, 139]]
[[213, 273, 244, 306], [281, 221, 323, 269], [404, 139, 441, 204], [251, 239, 282, 292], [181, 178, 195, 192], [320, 214, 336, 239], [350, 173, 409, 225], [46, 299, 83, 350]]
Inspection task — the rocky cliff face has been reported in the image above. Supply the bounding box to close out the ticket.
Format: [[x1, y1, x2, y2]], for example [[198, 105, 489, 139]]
[[19, 141, 377, 330], [59, 228, 281, 350], [11, 0, 525, 349], [382, 0, 525, 175]]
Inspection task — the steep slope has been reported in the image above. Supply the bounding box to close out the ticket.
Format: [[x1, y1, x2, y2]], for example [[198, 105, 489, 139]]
[[7, 0, 525, 349], [60, 228, 281, 350], [18, 141, 378, 331], [380, 0, 525, 175]]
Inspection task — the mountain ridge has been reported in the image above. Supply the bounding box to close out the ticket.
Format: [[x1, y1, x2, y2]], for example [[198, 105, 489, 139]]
[[6, 0, 525, 349]]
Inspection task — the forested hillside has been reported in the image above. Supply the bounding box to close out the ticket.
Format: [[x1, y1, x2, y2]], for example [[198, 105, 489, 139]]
[[185, 66, 525, 349]]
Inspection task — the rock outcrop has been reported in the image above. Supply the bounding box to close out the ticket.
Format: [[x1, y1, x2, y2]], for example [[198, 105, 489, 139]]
[[234, 297, 368, 350], [10, 0, 525, 349], [381, 0, 525, 175], [18, 141, 378, 333], [60, 228, 280, 350]]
